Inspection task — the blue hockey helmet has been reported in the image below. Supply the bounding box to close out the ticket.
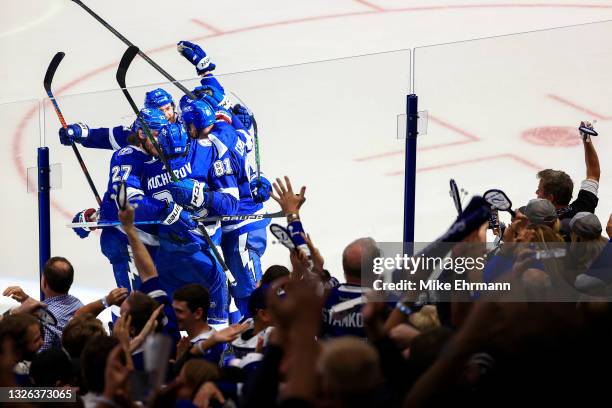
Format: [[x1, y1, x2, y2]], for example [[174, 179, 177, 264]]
[[144, 88, 174, 109], [180, 96, 216, 131], [158, 123, 188, 156], [131, 108, 168, 134]]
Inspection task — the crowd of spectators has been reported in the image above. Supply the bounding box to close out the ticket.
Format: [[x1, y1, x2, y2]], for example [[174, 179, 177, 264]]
[[1, 123, 611, 407]]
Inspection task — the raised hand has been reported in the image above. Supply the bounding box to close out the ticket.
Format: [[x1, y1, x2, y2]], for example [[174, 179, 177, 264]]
[[270, 176, 306, 214], [118, 202, 135, 229], [211, 321, 250, 344], [103, 345, 133, 403], [2, 286, 29, 303], [106, 287, 128, 306], [303, 233, 324, 273], [130, 304, 163, 352], [193, 381, 225, 408], [176, 41, 216, 75]]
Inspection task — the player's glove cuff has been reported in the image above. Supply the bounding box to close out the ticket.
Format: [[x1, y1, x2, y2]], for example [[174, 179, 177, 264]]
[[191, 180, 207, 209], [162, 203, 184, 225], [70, 122, 89, 142]]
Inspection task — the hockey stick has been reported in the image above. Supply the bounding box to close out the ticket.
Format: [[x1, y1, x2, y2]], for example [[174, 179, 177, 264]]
[[116, 45, 234, 285], [71, 0, 196, 98], [67, 210, 286, 229], [44, 51, 102, 206], [230, 92, 261, 180]]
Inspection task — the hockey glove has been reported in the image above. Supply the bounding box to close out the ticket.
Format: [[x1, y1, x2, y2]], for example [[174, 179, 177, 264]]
[[232, 104, 253, 130], [166, 179, 209, 211], [59, 123, 89, 146], [250, 176, 272, 203], [161, 203, 198, 232], [177, 41, 216, 75], [72, 208, 98, 238]]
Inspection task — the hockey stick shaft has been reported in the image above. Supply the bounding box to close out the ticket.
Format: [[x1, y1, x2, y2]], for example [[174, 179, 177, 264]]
[[71, 0, 196, 99], [117, 47, 177, 180], [44, 52, 102, 206], [230, 92, 261, 180], [252, 117, 261, 180], [67, 211, 286, 228], [116, 45, 233, 282]]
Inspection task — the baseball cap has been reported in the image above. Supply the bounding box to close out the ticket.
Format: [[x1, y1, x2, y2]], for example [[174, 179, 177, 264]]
[[569, 212, 602, 239], [524, 199, 558, 225]]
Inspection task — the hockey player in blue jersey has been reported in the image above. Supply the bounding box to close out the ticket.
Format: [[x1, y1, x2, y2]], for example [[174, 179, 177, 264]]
[[177, 41, 274, 316], [58, 88, 178, 151], [144, 88, 179, 123], [70, 108, 194, 295], [141, 108, 240, 325]]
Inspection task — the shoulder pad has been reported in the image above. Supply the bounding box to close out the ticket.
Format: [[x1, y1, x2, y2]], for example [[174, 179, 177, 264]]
[[117, 147, 134, 156]]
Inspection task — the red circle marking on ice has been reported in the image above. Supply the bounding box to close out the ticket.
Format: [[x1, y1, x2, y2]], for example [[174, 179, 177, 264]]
[[521, 126, 581, 147]]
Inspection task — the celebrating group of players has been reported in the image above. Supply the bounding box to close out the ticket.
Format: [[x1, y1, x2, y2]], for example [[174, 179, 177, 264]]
[[61, 41, 273, 326]]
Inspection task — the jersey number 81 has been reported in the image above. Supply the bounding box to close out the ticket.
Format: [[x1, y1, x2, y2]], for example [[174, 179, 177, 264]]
[[213, 158, 233, 177]]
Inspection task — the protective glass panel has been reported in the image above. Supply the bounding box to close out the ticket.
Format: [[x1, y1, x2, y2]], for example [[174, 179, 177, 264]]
[[0, 99, 41, 300], [42, 50, 411, 293], [413, 21, 612, 242]]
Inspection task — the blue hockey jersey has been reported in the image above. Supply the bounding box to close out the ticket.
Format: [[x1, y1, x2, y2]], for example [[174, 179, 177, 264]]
[[140, 137, 240, 248], [321, 284, 368, 339], [210, 122, 270, 237], [98, 144, 166, 246]]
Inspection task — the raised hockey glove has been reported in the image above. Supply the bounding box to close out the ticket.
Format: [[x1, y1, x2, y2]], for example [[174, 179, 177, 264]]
[[250, 176, 272, 203], [72, 208, 98, 238], [177, 41, 216, 75], [59, 123, 89, 146], [232, 104, 253, 130], [161, 203, 197, 232], [166, 179, 209, 211]]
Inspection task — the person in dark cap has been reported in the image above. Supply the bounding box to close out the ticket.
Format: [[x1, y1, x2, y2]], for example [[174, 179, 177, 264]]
[[570, 212, 604, 240], [569, 213, 609, 288], [524, 199, 559, 227]]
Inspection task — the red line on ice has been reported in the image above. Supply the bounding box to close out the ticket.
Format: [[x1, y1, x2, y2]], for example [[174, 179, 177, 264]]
[[354, 114, 479, 161], [384, 153, 540, 175], [547, 94, 612, 120], [353, 0, 386, 12], [191, 19, 224, 34]]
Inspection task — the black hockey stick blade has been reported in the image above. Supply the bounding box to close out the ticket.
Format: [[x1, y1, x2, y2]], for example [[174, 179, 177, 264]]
[[115, 46, 177, 183], [449, 179, 462, 215], [44, 51, 103, 205], [44, 52, 65, 93], [116, 45, 139, 89]]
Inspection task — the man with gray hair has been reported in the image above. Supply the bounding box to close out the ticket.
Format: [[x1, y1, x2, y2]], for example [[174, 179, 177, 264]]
[[321, 238, 380, 339]]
